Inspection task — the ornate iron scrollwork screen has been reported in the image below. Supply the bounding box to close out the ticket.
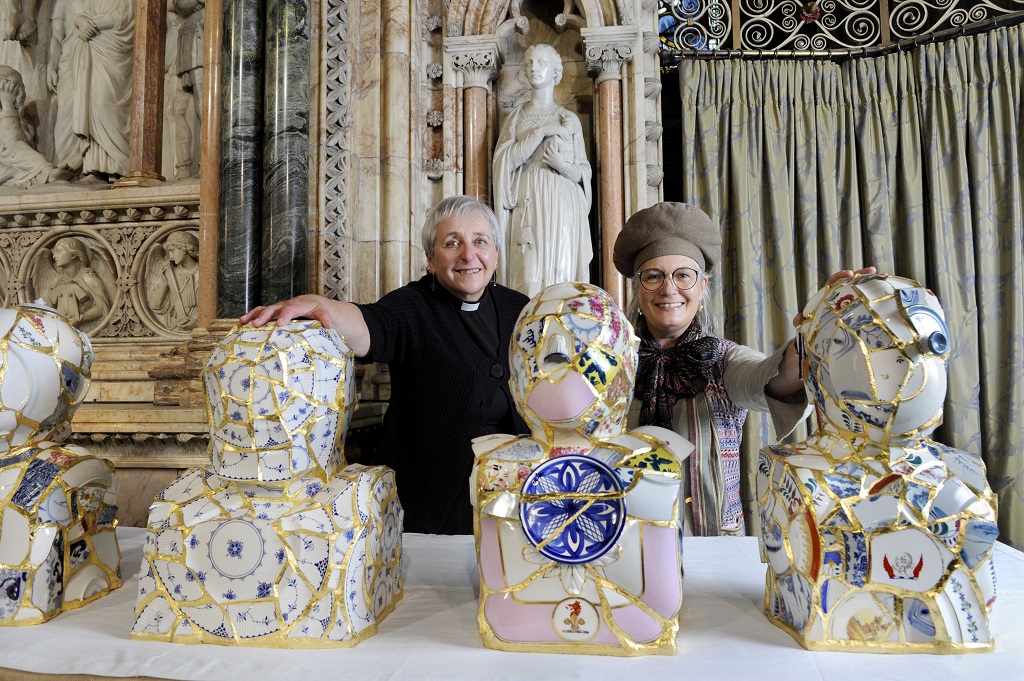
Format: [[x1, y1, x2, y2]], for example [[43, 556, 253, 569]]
[[660, 0, 1024, 66]]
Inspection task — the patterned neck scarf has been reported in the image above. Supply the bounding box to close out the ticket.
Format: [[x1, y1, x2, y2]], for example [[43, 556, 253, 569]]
[[635, 317, 723, 429]]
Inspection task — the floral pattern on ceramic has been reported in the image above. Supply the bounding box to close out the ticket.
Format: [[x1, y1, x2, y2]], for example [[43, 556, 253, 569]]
[[131, 321, 403, 648], [472, 283, 692, 656], [757, 275, 997, 652], [0, 302, 121, 626]]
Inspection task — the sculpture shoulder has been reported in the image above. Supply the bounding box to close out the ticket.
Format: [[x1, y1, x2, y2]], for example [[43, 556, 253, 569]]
[[607, 426, 693, 472], [472, 433, 543, 461]]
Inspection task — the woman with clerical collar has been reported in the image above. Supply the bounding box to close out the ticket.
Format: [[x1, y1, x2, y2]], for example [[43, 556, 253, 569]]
[[613, 202, 871, 537], [243, 196, 529, 534]]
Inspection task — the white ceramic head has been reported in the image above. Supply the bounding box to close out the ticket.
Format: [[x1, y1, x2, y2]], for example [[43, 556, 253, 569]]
[[0, 302, 93, 450], [798, 274, 950, 439], [510, 283, 637, 439], [202, 321, 355, 483]]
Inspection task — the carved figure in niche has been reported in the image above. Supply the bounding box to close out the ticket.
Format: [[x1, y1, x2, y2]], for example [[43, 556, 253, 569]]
[[31, 236, 115, 332], [0, 301, 121, 626], [132, 322, 403, 646], [0, 66, 71, 187], [0, 0, 37, 44], [757, 274, 998, 651], [168, 0, 203, 179], [493, 44, 592, 298], [47, 0, 133, 181], [146, 230, 199, 331]]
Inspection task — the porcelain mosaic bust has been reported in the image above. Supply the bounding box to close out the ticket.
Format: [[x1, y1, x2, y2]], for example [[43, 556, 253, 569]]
[[0, 302, 121, 625], [757, 274, 997, 652], [472, 283, 692, 655], [131, 321, 403, 647]]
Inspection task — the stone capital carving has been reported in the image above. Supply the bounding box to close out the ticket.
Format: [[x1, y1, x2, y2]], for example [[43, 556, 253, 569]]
[[444, 36, 500, 90], [581, 26, 639, 84]]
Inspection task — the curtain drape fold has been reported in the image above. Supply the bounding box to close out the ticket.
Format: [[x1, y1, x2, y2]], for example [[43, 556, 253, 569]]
[[677, 25, 1024, 549]]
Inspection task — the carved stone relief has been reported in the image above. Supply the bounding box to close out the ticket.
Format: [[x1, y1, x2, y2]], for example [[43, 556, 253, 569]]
[[0, 0, 48, 163], [0, 245, 9, 306], [25, 233, 119, 333], [2, 195, 200, 341], [136, 226, 200, 334], [166, 0, 204, 180], [48, 0, 135, 181], [321, 0, 353, 301], [0, 65, 71, 188]]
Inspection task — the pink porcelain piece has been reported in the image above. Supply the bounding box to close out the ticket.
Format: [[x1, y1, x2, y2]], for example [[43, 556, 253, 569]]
[[472, 283, 693, 656], [758, 274, 997, 652], [525, 371, 596, 421], [0, 302, 121, 626]]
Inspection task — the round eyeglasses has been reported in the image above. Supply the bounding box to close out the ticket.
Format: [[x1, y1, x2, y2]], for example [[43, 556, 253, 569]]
[[637, 267, 702, 291]]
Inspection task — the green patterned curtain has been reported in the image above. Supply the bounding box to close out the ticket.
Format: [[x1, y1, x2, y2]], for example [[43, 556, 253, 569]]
[[676, 25, 1024, 549]]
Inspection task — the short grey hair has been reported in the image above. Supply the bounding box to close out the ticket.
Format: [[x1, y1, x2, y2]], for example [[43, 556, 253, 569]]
[[421, 196, 503, 257], [627, 273, 718, 337]]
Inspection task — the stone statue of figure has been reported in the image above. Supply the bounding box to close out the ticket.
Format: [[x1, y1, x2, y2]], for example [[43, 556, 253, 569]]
[[168, 0, 203, 179], [0, 65, 71, 187], [493, 43, 593, 298], [758, 274, 998, 652], [0, 0, 37, 44], [47, 0, 134, 181], [146, 230, 199, 331], [31, 236, 115, 332]]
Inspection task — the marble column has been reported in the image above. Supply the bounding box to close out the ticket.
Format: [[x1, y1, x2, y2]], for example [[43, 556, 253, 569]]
[[198, 0, 224, 326], [217, 0, 264, 318], [261, 0, 311, 303], [114, 0, 166, 187], [380, 0, 413, 292], [582, 27, 637, 308], [445, 38, 499, 203]]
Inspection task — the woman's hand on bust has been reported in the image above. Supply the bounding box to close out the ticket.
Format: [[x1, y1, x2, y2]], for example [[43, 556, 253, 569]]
[[793, 266, 877, 327], [240, 295, 372, 357], [241, 294, 337, 328]]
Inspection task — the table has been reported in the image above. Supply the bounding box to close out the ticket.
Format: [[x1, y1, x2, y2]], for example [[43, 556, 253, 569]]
[[1, 527, 1021, 681]]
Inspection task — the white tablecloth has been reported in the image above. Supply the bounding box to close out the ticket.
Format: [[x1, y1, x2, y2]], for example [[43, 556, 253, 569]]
[[1, 527, 1021, 680]]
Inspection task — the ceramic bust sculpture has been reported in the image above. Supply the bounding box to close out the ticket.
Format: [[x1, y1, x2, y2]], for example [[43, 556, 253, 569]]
[[757, 274, 998, 652], [0, 302, 122, 625], [472, 282, 693, 655], [493, 44, 593, 298], [131, 321, 403, 647]]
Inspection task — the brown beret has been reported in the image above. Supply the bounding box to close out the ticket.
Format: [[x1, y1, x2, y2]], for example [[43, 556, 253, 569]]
[[613, 202, 722, 276]]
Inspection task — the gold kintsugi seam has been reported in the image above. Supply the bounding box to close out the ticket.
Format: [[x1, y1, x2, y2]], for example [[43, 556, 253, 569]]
[[477, 544, 678, 655]]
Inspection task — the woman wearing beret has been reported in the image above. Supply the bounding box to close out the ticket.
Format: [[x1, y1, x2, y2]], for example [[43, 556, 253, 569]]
[[242, 196, 530, 534], [613, 202, 872, 536]]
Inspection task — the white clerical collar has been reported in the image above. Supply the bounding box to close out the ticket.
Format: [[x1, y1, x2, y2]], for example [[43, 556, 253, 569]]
[[461, 301, 481, 311]]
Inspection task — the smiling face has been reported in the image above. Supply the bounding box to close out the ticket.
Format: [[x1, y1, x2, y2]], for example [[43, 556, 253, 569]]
[[426, 211, 498, 302], [635, 254, 707, 348]]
